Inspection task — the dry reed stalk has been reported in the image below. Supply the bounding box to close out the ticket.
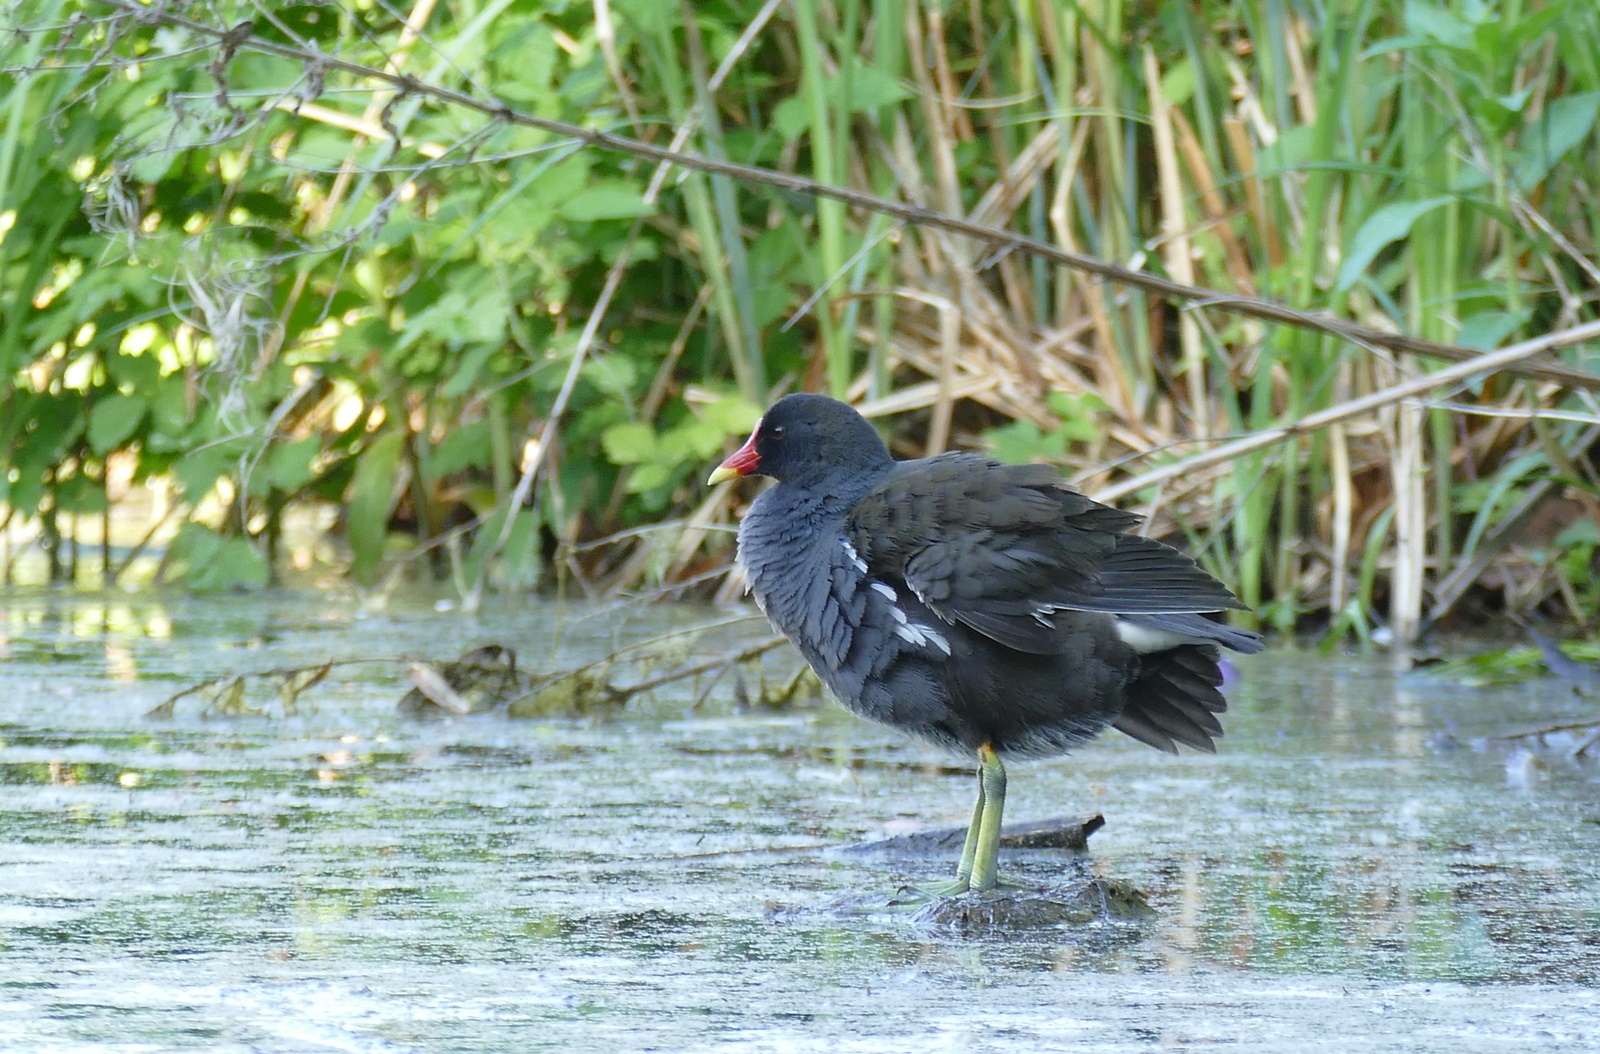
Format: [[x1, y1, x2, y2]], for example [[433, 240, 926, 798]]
[[593, 0, 645, 131], [968, 123, 1060, 227], [853, 375, 1001, 417], [1095, 319, 1600, 505], [1389, 397, 1428, 642], [868, 330, 1047, 429], [1328, 364, 1355, 616], [1143, 46, 1209, 437], [1223, 113, 1284, 271], [926, 8, 973, 143], [1047, 121, 1134, 420], [1284, 15, 1318, 126], [904, 6, 962, 221], [883, 312, 1054, 428], [928, 300, 960, 456], [1169, 107, 1254, 293]]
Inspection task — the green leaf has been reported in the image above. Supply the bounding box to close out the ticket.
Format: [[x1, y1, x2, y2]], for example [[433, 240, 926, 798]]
[[844, 63, 912, 111], [147, 377, 194, 441], [267, 437, 321, 492], [1253, 123, 1314, 177], [772, 62, 911, 141], [1556, 518, 1600, 548], [174, 447, 234, 502], [1514, 91, 1600, 191], [625, 462, 672, 494], [87, 393, 149, 454], [440, 341, 501, 397], [601, 422, 657, 465], [772, 96, 808, 141], [105, 351, 161, 391], [347, 431, 405, 585], [662, 418, 726, 462], [1334, 197, 1452, 292], [54, 472, 108, 515], [581, 353, 639, 399], [700, 395, 761, 436], [1044, 391, 1105, 442], [1404, 0, 1473, 50], [559, 181, 655, 222], [1160, 58, 1196, 107], [169, 523, 269, 591], [1456, 309, 1531, 351], [429, 420, 493, 480], [398, 283, 509, 353], [984, 420, 1069, 465]]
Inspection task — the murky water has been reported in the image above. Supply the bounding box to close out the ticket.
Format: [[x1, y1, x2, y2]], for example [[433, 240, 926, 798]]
[[2, 590, 1597, 1052]]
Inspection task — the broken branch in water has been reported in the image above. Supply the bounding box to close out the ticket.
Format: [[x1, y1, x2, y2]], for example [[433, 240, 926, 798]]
[[147, 658, 358, 719], [1493, 717, 1600, 757], [147, 626, 806, 720]]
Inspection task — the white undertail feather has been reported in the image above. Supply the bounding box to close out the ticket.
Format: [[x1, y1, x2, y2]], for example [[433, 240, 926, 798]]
[[1114, 620, 1192, 654]]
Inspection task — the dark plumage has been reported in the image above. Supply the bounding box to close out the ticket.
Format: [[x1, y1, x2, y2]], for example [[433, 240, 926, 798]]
[[709, 393, 1262, 892]]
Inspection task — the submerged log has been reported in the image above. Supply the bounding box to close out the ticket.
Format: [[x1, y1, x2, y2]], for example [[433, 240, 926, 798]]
[[910, 877, 1154, 934], [841, 813, 1105, 856]]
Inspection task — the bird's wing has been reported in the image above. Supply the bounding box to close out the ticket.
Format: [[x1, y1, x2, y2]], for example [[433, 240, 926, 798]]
[[846, 453, 1245, 655]]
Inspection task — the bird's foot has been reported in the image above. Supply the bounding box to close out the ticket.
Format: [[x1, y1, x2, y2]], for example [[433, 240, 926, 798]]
[[897, 874, 1020, 903]]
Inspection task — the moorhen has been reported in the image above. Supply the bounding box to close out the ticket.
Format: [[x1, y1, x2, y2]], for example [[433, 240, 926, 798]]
[[708, 393, 1262, 893]]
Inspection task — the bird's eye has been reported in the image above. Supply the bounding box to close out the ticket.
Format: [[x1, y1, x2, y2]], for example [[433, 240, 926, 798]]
[[766, 424, 786, 441]]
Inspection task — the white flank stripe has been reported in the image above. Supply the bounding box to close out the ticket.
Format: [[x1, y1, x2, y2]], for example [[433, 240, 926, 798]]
[[895, 620, 952, 655]]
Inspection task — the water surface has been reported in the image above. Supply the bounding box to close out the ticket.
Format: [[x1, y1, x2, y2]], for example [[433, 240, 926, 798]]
[[2, 591, 1597, 1052]]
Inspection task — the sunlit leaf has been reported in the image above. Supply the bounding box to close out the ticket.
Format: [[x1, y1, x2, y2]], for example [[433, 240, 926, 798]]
[[87, 392, 148, 454], [602, 422, 656, 466], [559, 182, 655, 222]]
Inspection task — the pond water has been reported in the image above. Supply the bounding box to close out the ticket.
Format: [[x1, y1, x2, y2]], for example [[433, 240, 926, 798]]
[[2, 590, 1597, 1052]]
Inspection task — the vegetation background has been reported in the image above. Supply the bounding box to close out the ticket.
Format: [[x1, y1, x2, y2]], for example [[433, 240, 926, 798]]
[[4, 0, 1600, 644]]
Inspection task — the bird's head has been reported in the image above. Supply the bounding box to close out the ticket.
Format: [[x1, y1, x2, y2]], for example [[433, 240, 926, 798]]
[[708, 393, 890, 490]]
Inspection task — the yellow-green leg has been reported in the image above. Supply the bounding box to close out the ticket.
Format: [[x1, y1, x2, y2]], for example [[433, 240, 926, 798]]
[[917, 743, 1006, 898], [968, 743, 1007, 891], [953, 768, 985, 883], [916, 769, 984, 898]]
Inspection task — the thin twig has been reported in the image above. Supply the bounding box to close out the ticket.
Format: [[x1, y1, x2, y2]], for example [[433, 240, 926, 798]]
[[1494, 718, 1600, 742], [625, 635, 790, 696]]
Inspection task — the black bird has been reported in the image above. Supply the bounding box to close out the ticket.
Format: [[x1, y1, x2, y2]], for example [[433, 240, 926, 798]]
[[708, 393, 1262, 893]]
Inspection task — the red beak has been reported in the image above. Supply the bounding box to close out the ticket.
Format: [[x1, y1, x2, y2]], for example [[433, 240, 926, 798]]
[[708, 426, 761, 485]]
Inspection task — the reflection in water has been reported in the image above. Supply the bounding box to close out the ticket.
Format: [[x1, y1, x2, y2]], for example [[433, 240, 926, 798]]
[[0, 591, 1597, 1051]]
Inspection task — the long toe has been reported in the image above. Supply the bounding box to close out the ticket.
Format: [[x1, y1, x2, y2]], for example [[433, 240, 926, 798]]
[[905, 876, 972, 901]]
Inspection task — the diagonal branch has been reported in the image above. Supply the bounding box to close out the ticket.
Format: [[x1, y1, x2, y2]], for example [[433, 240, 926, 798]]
[[1092, 319, 1600, 504], [91, 0, 1600, 392]]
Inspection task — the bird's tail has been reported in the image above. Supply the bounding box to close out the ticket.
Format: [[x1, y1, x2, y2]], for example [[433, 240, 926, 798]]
[[1112, 644, 1228, 754]]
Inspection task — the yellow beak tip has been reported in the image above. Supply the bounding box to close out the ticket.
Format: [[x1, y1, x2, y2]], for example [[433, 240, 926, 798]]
[[707, 466, 740, 486]]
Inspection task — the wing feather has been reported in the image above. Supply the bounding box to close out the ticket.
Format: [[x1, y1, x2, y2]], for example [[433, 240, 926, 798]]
[[846, 452, 1248, 655]]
